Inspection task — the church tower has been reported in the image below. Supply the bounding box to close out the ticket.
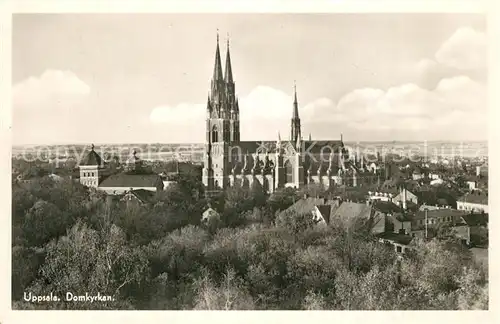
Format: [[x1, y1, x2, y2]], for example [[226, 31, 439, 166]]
[[202, 32, 240, 192], [79, 144, 102, 189]]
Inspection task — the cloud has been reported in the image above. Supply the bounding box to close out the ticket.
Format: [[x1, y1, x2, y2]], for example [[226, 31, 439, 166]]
[[333, 75, 487, 137], [150, 86, 298, 140], [13, 70, 91, 107], [148, 27, 487, 142], [149, 73, 487, 141], [435, 27, 487, 70], [415, 27, 487, 88]]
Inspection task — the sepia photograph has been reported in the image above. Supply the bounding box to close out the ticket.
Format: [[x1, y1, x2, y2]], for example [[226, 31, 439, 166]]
[[7, 9, 490, 311]]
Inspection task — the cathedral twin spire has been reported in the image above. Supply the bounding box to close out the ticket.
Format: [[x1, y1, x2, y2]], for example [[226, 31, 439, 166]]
[[209, 31, 302, 144], [209, 31, 237, 117]]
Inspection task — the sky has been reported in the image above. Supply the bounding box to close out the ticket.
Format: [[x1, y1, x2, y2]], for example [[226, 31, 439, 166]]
[[12, 13, 487, 145]]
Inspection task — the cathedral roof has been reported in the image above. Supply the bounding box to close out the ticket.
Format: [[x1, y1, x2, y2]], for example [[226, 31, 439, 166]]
[[237, 141, 277, 154], [302, 140, 343, 154]]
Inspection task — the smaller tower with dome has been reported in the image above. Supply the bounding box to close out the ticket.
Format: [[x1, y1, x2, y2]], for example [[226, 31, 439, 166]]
[[79, 144, 103, 188]]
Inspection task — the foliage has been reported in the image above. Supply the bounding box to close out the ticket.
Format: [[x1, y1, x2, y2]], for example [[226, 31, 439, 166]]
[[11, 166, 488, 310]]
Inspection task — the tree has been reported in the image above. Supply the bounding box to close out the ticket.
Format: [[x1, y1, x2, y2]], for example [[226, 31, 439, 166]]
[[275, 209, 315, 236], [267, 187, 299, 214], [11, 245, 45, 300], [22, 200, 72, 247], [22, 221, 148, 310], [222, 186, 254, 227], [193, 268, 255, 310], [298, 183, 326, 199]]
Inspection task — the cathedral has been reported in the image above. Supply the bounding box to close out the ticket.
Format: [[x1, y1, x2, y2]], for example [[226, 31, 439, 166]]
[[202, 34, 369, 195]]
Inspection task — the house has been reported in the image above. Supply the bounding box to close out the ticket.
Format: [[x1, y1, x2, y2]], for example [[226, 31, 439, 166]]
[[78, 145, 164, 195], [376, 232, 413, 254], [429, 173, 441, 180], [430, 178, 444, 186], [280, 196, 340, 225], [367, 190, 394, 203], [466, 175, 479, 191], [159, 171, 179, 189], [410, 208, 469, 239], [452, 213, 488, 246], [369, 201, 414, 253], [457, 191, 488, 213], [330, 201, 385, 235], [412, 169, 423, 181], [312, 204, 339, 226], [367, 186, 417, 208], [120, 189, 156, 206], [475, 164, 488, 177], [392, 187, 418, 206], [99, 173, 164, 194], [202, 207, 221, 224], [419, 204, 450, 211]]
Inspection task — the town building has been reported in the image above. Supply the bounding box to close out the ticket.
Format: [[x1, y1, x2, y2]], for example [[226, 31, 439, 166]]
[[457, 191, 488, 213], [78, 146, 164, 195]]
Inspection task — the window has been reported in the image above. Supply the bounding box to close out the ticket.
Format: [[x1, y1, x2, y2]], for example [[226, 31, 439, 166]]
[[284, 159, 293, 183], [211, 125, 219, 143], [396, 246, 402, 253]]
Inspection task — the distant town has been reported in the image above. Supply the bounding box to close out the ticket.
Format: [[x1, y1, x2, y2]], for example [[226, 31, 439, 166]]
[[12, 25, 488, 310]]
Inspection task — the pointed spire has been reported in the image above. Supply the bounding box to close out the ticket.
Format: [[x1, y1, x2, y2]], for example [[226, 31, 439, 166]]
[[292, 80, 299, 119], [224, 33, 233, 83], [212, 30, 223, 81], [277, 131, 281, 143]]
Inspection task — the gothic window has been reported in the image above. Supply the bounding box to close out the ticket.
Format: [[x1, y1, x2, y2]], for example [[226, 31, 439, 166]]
[[285, 159, 293, 183], [211, 125, 219, 143]]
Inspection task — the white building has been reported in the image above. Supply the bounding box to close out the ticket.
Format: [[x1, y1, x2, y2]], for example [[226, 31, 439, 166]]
[[457, 191, 488, 213]]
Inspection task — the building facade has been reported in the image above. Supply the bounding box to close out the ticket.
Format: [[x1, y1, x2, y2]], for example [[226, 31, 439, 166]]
[[202, 34, 356, 194]]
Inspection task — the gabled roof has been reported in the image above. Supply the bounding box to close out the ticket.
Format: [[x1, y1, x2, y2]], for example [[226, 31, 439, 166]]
[[99, 173, 162, 188], [202, 207, 221, 220], [279, 197, 339, 219], [372, 200, 401, 214], [315, 205, 333, 224], [458, 191, 488, 205], [129, 189, 155, 204], [461, 213, 488, 227], [331, 201, 373, 224], [419, 204, 442, 211], [302, 140, 343, 154], [376, 232, 413, 245], [414, 208, 467, 220]]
